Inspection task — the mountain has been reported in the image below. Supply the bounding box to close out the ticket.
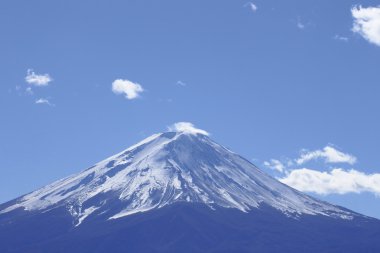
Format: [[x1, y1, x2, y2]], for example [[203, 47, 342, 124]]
[[1, 130, 379, 252]]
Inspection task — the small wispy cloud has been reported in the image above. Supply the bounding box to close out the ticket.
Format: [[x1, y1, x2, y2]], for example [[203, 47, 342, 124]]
[[25, 69, 52, 86], [15, 86, 34, 96], [280, 168, 380, 196], [25, 87, 33, 95], [334, 35, 349, 42], [263, 159, 286, 173], [245, 2, 258, 12], [264, 145, 356, 174], [296, 146, 357, 165], [297, 18, 305, 30], [176, 80, 187, 87], [112, 79, 144, 100], [35, 98, 54, 106], [351, 5, 380, 47]]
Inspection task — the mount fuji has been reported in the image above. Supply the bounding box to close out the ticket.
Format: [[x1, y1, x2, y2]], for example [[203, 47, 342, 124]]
[[1, 125, 379, 252]]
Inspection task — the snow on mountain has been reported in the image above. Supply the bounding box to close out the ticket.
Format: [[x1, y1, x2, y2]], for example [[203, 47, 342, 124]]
[[0, 129, 356, 225]]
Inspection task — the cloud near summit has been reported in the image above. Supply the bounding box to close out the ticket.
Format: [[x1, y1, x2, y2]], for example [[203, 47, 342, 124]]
[[168, 122, 209, 136]]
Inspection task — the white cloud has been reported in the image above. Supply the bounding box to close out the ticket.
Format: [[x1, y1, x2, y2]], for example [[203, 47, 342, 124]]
[[296, 146, 357, 165], [25, 69, 52, 86], [334, 35, 349, 42], [168, 122, 209, 136], [266, 146, 377, 197], [35, 98, 54, 106], [112, 79, 144, 100], [263, 159, 285, 173], [245, 2, 257, 12], [351, 5, 380, 46], [280, 168, 380, 196]]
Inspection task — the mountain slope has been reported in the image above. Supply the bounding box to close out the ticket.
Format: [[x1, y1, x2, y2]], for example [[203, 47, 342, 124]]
[[1, 202, 379, 253]]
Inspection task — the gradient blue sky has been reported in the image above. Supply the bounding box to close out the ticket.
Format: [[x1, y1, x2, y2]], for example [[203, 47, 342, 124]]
[[1, 0, 380, 218]]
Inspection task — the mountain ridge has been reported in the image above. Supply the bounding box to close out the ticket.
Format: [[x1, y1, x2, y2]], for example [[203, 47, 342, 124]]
[[0, 131, 364, 226], [1, 129, 380, 252]]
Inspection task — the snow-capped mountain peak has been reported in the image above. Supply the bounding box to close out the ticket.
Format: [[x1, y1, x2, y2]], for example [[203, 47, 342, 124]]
[[0, 131, 356, 225]]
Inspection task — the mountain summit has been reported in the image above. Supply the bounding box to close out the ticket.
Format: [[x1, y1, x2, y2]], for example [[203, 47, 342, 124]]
[[1, 125, 379, 252]]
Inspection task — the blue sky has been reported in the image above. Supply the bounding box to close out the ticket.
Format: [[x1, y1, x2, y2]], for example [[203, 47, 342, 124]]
[[1, 0, 380, 218]]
